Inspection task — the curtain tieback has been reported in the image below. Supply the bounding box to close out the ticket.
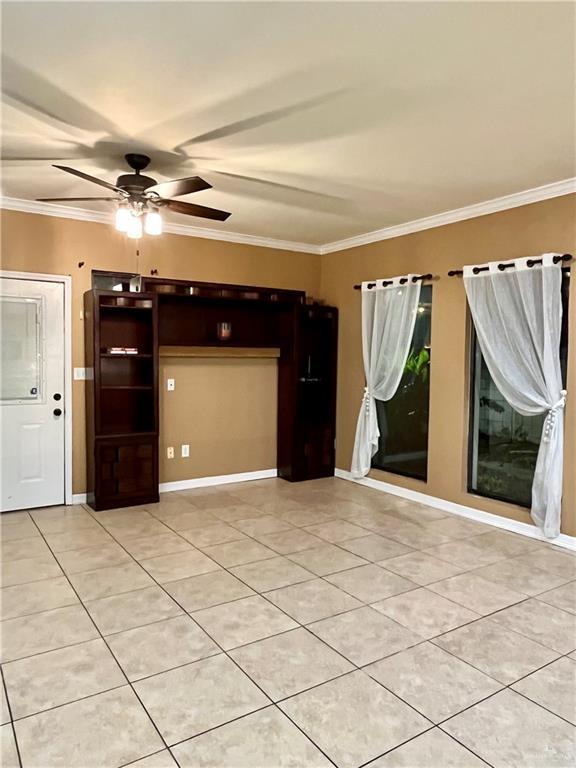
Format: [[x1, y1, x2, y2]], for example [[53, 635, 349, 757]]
[[543, 389, 567, 442], [362, 386, 373, 414]]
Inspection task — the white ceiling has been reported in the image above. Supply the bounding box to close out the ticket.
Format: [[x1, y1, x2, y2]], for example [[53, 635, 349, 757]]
[[2, 1, 575, 246]]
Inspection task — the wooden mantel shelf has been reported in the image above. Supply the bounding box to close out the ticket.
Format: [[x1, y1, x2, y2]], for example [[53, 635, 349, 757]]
[[159, 346, 281, 359]]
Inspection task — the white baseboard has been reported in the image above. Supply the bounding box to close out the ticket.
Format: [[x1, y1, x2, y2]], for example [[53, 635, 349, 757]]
[[159, 468, 278, 494], [71, 469, 277, 504], [335, 468, 576, 552]]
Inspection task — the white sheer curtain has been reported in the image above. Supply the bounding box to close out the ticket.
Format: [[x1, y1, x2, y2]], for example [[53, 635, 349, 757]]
[[464, 253, 566, 538], [351, 276, 421, 477]]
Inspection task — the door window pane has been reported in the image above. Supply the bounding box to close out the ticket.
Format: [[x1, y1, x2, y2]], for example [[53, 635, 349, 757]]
[[468, 272, 569, 507], [372, 284, 432, 480], [0, 296, 42, 401]]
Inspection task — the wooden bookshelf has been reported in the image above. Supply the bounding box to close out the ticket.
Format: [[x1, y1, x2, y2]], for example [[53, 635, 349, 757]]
[[84, 291, 159, 510]]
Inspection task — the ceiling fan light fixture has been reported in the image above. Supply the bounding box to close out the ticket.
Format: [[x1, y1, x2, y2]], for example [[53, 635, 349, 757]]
[[126, 212, 143, 239], [144, 209, 163, 236], [45, 156, 230, 232], [115, 203, 131, 233]]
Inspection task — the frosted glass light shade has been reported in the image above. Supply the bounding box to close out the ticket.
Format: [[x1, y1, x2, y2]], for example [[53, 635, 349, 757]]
[[145, 210, 163, 235], [126, 214, 143, 239], [115, 206, 131, 232]]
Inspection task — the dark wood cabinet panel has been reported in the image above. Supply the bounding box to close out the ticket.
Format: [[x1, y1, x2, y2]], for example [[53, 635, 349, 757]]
[[278, 305, 338, 481], [157, 297, 281, 348], [141, 276, 305, 306], [94, 436, 158, 509]]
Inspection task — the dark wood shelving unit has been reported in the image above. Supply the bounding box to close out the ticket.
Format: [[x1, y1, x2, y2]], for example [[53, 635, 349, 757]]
[[278, 304, 338, 481], [85, 278, 337, 511], [84, 291, 159, 510]]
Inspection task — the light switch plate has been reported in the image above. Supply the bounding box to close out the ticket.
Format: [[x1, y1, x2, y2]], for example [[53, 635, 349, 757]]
[[181, 444, 190, 458], [74, 367, 93, 380], [167, 378, 175, 391], [167, 447, 174, 459]]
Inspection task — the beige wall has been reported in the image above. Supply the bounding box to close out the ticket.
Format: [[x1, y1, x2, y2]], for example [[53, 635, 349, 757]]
[[0, 210, 321, 493], [159, 356, 277, 482], [320, 194, 576, 536]]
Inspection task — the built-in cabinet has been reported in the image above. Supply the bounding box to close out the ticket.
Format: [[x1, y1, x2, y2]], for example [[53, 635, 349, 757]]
[[84, 278, 337, 511], [278, 304, 338, 481], [84, 291, 159, 510]]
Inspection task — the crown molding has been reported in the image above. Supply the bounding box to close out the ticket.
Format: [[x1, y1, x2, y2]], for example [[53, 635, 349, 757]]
[[319, 177, 576, 254], [0, 196, 323, 255], [2, 176, 574, 257]]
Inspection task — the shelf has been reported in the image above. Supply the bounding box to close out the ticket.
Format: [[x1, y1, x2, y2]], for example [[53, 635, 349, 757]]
[[100, 303, 153, 311], [159, 345, 281, 359], [100, 353, 153, 359], [101, 385, 153, 391], [95, 431, 157, 439]]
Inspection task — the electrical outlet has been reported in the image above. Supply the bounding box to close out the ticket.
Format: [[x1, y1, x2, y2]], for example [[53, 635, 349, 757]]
[[167, 446, 174, 459], [167, 378, 175, 391], [181, 444, 190, 458]]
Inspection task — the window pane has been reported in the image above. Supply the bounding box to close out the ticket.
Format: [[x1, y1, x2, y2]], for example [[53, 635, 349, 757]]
[[468, 272, 569, 507], [469, 346, 544, 506], [0, 296, 42, 401], [372, 284, 432, 480]]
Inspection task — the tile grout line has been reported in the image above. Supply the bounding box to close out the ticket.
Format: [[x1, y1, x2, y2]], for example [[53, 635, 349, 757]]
[[84, 498, 485, 765], [12, 513, 176, 767], [155, 491, 576, 750], [0, 667, 25, 768], [92, 495, 487, 765], [132, 490, 574, 764], [354, 723, 494, 768], [81, 501, 344, 767]]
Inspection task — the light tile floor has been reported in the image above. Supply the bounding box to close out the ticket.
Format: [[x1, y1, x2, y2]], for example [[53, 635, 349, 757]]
[[1, 477, 575, 767]]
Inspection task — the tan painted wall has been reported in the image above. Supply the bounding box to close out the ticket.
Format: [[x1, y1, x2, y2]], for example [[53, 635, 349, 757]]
[[0, 210, 321, 493], [159, 357, 277, 482], [320, 194, 576, 536]]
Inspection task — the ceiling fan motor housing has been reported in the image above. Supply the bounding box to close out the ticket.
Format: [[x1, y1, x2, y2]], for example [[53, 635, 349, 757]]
[[117, 154, 157, 195], [116, 173, 157, 195]]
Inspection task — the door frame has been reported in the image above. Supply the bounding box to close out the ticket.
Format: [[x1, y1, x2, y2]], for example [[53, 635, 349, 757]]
[[0, 270, 73, 505]]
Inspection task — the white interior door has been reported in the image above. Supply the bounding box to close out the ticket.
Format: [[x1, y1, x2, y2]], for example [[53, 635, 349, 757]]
[[1, 277, 65, 511]]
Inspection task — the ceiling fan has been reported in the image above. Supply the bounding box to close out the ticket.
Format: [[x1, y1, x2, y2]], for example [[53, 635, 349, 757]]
[[37, 153, 231, 238]]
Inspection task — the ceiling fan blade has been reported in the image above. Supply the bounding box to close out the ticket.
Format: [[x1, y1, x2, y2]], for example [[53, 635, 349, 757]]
[[163, 199, 231, 222], [36, 197, 118, 202], [2, 155, 82, 161], [53, 165, 126, 194], [213, 170, 344, 201], [175, 88, 347, 149], [195, 169, 351, 215], [145, 176, 211, 199], [2, 56, 119, 135]]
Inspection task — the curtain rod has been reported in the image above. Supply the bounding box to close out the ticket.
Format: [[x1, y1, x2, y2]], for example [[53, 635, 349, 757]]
[[353, 273, 433, 290], [447, 253, 573, 277]]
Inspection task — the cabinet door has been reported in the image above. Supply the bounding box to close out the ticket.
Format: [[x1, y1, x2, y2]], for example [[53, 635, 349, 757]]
[[95, 437, 158, 509], [300, 425, 335, 480]]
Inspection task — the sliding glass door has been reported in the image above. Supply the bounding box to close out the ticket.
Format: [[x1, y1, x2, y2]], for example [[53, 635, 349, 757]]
[[372, 284, 432, 480]]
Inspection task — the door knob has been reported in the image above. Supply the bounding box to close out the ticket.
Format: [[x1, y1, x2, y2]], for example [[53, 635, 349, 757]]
[[53, 393, 62, 401], [53, 408, 62, 417]]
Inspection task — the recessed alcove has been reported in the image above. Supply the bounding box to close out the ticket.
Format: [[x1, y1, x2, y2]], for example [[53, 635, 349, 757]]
[[159, 350, 279, 482]]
